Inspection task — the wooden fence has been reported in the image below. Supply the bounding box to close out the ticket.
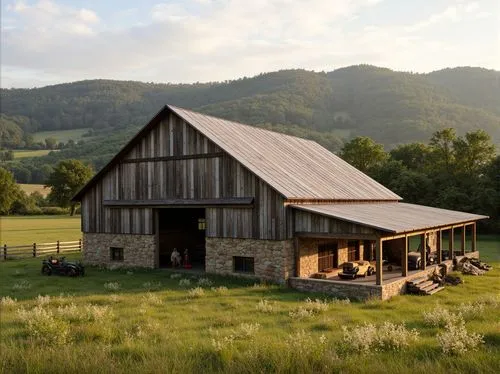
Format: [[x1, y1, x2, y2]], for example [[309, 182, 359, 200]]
[[2, 240, 82, 260]]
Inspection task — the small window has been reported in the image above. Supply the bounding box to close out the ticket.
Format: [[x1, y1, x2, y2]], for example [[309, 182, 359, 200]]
[[233, 256, 254, 273], [198, 218, 206, 230], [110, 247, 124, 261]]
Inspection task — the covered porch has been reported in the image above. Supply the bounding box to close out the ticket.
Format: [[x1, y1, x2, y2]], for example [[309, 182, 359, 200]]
[[290, 202, 487, 299]]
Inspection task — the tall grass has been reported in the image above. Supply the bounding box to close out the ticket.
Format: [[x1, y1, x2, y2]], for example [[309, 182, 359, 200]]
[[0, 236, 499, 373]]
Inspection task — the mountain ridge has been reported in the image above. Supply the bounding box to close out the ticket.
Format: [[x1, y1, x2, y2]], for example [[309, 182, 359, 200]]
[[1, 65, 499, 148]]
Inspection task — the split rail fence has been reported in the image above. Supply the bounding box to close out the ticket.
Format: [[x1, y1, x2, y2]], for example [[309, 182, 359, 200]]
[[2, 240, 82, 260]]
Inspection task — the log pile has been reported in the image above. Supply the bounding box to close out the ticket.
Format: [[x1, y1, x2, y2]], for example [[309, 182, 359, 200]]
[[455, 257, 492, 276]]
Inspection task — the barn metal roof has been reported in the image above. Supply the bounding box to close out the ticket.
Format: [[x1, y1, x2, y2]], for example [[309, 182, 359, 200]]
[[73, 105, 401, 201], [291, 202, 488, 233], [169, 106, 401, 201]]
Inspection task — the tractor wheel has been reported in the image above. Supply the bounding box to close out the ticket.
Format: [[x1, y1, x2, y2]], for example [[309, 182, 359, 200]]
[[367, 268, 374, 276], [67, 268, 77, 277], [41, 265, 52, 276], [416, 260, 421, 270]]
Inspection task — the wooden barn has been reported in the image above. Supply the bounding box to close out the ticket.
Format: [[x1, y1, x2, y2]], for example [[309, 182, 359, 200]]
[[73, 105, 488, 299]]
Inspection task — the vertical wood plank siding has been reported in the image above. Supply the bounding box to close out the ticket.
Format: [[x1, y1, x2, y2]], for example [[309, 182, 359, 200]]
[[81, 113, 286, 240], [294, 210, 376, 235]]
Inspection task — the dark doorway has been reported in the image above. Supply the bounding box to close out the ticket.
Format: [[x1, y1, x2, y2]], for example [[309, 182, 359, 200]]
[[364, 240, 375, 261], [158, 208, 206, 268], [318, 242, 338, 271]]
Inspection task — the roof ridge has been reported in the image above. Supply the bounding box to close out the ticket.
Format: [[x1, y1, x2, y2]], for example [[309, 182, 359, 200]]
[[167, 104, 318, 145]]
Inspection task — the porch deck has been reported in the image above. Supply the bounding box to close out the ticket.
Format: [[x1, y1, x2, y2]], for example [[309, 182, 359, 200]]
[[318, 263, 444, 285], [289, 251, 479, 300]]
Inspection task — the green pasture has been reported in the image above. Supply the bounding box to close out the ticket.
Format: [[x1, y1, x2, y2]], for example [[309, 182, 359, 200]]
[[0, 234, 498, 373], [0, 216, 81, 246], [12, 150, 53, 159], [18, 184, 51, 198], [32, 128, 90, 143]]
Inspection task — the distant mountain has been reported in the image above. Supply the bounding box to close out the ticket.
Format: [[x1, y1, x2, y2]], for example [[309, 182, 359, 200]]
[[1, 65, 499, 148]]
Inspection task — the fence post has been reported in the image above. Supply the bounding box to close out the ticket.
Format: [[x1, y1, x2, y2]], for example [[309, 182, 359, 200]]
[[33, 243, 36, 258], [57, 240, 60, 254], [3, 244, 6, 260], [79, 239, 82, 252]]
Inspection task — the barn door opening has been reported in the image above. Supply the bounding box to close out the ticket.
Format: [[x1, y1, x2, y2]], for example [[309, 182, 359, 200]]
[[158, 208, 206, 268]]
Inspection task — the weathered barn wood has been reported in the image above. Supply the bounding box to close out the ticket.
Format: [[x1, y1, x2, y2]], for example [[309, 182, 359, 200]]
[[294, 210, 377, 236], [80, 112, 287, 240]]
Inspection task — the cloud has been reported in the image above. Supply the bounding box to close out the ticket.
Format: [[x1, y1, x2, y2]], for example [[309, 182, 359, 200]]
[[1, 0, 498, 87]]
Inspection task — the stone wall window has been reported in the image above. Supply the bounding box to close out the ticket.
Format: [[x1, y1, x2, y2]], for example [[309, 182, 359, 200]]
[[110, 247, 124, 261], [233, 256, 254, 274]]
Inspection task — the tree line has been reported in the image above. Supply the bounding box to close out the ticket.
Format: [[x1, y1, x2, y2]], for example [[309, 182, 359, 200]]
[[1, 127, 498, 232], [1, 66, 499, 149], [340, 128, 499, 232]]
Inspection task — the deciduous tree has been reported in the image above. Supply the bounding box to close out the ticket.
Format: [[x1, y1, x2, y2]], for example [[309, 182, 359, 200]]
[[339, 136, 388, 174], [0, 167, 21, 215], [46, 160, 93, 215]]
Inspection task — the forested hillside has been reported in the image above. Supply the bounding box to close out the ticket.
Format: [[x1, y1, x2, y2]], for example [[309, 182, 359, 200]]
[[1, 65, 499, 149]]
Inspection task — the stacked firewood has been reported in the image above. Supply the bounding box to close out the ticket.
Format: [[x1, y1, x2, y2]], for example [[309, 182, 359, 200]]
[[455, 257, 492, 275]]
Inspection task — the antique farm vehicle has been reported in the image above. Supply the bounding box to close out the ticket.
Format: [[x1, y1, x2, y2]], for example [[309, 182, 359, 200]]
[[41, 256, 85, 277], [338, 260, 375, 279]]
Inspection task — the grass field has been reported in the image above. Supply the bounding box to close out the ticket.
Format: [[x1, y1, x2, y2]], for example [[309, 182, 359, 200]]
[[12, 149, 53, 159], [32, 128, 90, 143], [0, 216, 81, 246], [18, 184, 51, 198], [0, 232, 498, 373]]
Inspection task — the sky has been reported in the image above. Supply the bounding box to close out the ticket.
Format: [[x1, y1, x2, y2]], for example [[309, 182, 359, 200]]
[[1, 0, 499, 88]]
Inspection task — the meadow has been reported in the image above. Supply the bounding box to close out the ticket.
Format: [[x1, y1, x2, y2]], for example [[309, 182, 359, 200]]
[[32, 128, 90, 143], [0, 234, 498, 373], [12, 150, 53, 159], [18, 184, 51, 198], [0, 216, 81, 246]]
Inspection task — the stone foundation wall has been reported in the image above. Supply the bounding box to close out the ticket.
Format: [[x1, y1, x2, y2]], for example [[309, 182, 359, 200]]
[[338, 240, 348, 264], [205, 238, 294, 283], [297, 238, 319, 277], [289, 255, 474, 301], [83, 233, 156, 268]]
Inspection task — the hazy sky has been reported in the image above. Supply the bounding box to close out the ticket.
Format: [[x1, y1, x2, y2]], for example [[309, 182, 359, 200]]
[[1, 0, 498, 88]]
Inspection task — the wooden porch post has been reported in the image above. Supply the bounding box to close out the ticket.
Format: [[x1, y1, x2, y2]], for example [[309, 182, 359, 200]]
[[375, 237, 383, 286], [460, 225, 466, 255], [472, 223, 477, 252], [420, 233, 426, 270], [294, 237, 300, 277], [449, 227, 454, 259], [437, 229, 442, 263], [402, 235, 408, 277]]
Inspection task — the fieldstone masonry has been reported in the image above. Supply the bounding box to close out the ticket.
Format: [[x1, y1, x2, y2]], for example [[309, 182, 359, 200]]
[[205, 238, 294, 283], [83, 233, 156, 268], [297, 238, 356, 277]]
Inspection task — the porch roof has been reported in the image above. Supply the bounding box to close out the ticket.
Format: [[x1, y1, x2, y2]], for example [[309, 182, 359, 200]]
[[290, 202, 488, 234]]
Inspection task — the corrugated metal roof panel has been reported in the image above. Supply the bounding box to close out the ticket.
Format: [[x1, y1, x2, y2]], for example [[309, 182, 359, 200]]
[[291, 202, 488, 233], [169, 105, 401, 201]]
